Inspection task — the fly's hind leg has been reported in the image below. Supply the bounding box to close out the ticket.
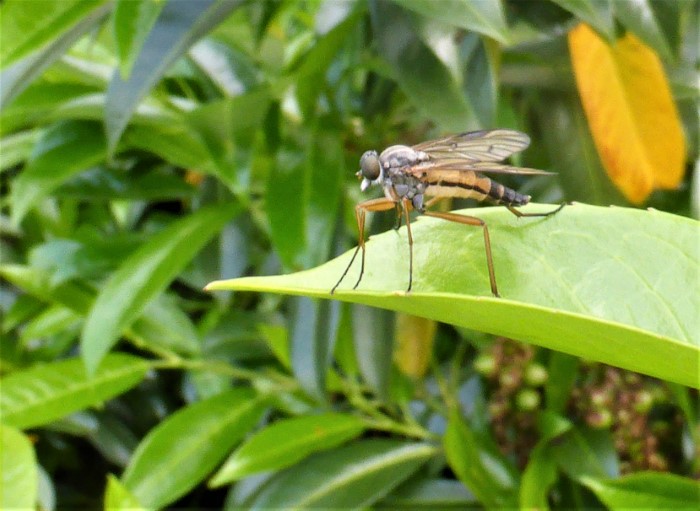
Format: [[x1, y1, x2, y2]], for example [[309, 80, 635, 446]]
[[506, 202, 566, 218], [422, 210, 500, 297], [331, 197, 397, 294]]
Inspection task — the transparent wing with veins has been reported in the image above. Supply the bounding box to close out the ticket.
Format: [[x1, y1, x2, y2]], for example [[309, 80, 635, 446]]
[[413, 129, 532, 163]]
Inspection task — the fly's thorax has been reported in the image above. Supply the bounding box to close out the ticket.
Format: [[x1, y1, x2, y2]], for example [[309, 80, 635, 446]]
[[379, 145, 429, 171]]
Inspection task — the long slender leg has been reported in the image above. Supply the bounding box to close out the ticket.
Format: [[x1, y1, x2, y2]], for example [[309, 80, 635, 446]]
[[331, 198, 397, 294], [401, 198, 414, 292], [422, 210, 500, 297], [393, 203, 403, 230], [507, 202, 566, 218]]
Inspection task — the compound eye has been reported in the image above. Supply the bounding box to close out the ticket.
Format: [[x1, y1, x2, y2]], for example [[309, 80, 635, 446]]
[[359, 151, 380, 180]]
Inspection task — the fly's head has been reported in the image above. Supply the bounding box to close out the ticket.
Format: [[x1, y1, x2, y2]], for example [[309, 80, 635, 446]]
[[358, 150, 381, 191]]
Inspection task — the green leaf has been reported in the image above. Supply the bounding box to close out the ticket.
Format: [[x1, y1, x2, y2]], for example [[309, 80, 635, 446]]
[[210, 412, 365, 486], [81, 202, 240, 373], [10, 120, 107, 224], [104, 0, 245, 153], [186, 89, 272, 189], [0, 130, 41, 172], [0, 7, 109, 108], [383, 477, 477, 507], [0, 353, 150, 430], [519, 413, 573, 509], [121, 388, 268, 510], [131, 297, 201, 356], [613, 0, 674, 61], [552, 0, 615, 41], [0, 424, 38, 510], [289, 297, 341, 399], [537, 94, 626, 206], [206, 204, 700, 388], [352, 305, 394, 400], [392, 0, 509, 44], [246, 439, 436, 509], [104, 474, 145, 511], [553, 427, 619, 480], [370, 1, 477, 132], [112, 0, 164, 78], [444, 412, 519, 509], [0, 0, 105, 68], [580, 472, 700, 510]]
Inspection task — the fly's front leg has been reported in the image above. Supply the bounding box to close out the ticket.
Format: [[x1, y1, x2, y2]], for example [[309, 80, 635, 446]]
[[393, 203, 403, 230], [422, 210, 500, 297], [401, 198, 414, 292], [331, 198, 397, 294]]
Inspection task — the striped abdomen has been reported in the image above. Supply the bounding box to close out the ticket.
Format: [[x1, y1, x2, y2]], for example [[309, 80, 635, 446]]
[[422, 170, 530, 206]]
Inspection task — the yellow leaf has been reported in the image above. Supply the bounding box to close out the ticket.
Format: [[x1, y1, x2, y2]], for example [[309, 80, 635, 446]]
[[394, 313, 437, 379], [568, 23, 686, 204]]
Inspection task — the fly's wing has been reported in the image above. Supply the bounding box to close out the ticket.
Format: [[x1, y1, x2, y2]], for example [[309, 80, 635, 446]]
[[412, 129, 530, 163], [404, 159, 554, 177]]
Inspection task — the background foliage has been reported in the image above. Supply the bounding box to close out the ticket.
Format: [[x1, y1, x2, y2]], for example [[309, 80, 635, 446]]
[[1, 0, 698, 509]]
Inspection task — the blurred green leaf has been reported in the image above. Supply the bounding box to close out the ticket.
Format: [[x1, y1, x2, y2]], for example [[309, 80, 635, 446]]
[[125, 123, 211, 172], [392, 0, 509, 44], [186, 89, 272, 190], [444, 411, 519, 509], [613, 0, 674, 60], [520, 413, 572, 509], [537, 94, 626, 206], [122, 388, 268, 509], [211, 412, 365, 486], [81, 202, 240, 373], [104, 474, 145, 511], [0, 353, 150, 430], [289, 297, 341, 399], [207, 204, 700, 388], [552, 0, 615, 41], [267, 125, 343, 269], [246, 439, 436, 509], [545, 352, 580, 414], [0, 0, 105, 68], [112, 0, 163, 78], [0, 130, 41, 172], [56, 166, 197, 201], [0, 4, 109, 107], [0, 424, 38, 510], [580, 472, 700, 510], [370, 1, 477, 132], [294, 10, 362, 118], [104, 0, 245, 153], [352, 305, 394, 400], [382, 477, 478, 507], [10, 120, 107, 224], [132, 296, 201, 356], [554, 427, 619, 480]]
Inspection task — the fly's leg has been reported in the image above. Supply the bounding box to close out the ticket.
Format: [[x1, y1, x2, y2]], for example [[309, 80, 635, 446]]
[[331, 198, 397, 294], [506, 202, 566, 218], [401, 198, 414, 292], [393, 203, 403, 230], [422, 210, 500, 297]]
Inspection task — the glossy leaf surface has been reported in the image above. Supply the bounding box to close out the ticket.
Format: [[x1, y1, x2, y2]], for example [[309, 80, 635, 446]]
[[0, 425, 38, 509], [208, 204, 700, 387], [122, 389, 268, 509], [211, 413, 365, 486], [81, 203, 240, 373], [247, 440, 436, 509], [0, 353, 150, 429]]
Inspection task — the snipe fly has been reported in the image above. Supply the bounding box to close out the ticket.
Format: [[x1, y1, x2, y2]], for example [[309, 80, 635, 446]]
[[331, 129, 565, 297]]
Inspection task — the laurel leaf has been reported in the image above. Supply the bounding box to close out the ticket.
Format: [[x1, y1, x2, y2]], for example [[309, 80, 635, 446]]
[[568, 24, 686, 204]]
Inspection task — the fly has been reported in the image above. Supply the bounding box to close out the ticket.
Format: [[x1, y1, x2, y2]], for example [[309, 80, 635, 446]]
[[330, 129, 565, 297]]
